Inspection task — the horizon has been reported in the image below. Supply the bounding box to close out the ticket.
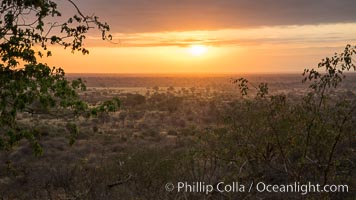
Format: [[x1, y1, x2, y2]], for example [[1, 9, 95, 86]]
[[65, 71, 356, 76]]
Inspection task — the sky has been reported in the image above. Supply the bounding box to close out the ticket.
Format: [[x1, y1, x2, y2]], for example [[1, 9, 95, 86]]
[[43, 0, 356, 74]]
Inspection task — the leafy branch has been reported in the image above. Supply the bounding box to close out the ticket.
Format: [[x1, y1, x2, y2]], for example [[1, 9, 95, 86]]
[[0, 0, 118, 156]]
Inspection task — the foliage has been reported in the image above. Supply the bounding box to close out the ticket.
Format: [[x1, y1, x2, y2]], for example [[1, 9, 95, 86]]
[[0, 0, 119, 155], [202, 44, 356, 198], [0, 5, 355, 197]]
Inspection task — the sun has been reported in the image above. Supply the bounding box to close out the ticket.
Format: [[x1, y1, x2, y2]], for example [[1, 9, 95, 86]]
[[188, 45, 208, 56]]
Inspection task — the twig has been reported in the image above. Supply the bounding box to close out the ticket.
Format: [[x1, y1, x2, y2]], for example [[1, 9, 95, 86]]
[[107, 174, 132, 188]]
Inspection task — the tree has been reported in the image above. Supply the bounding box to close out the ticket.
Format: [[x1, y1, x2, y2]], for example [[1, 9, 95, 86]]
[[200, 44, 356, 198], [0, 0, 119, 155]]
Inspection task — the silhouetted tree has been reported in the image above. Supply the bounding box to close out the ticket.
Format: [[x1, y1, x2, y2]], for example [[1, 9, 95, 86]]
[[0, 0, 119, 155]]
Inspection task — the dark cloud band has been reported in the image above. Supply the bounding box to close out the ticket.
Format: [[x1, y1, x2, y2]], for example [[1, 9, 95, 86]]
[[73, 0, 356, 32]]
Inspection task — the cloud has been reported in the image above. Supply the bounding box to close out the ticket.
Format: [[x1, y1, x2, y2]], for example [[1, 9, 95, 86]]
[[85, 23, 356, 48], [72, 0, 356, 33]]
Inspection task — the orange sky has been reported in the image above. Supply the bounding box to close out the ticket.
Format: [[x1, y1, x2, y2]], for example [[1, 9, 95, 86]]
[[40, 1, 356, 74]]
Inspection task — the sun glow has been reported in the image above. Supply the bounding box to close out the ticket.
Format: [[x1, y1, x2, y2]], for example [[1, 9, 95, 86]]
[[188, 45, 208, 56]]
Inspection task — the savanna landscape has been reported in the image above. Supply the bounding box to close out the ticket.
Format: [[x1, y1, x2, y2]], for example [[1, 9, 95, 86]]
[[0, 0, 355, 200], [1, 71, 356, 199]]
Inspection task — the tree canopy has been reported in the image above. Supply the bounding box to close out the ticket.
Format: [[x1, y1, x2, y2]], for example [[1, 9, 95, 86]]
[[0, 0, 119, 155]]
